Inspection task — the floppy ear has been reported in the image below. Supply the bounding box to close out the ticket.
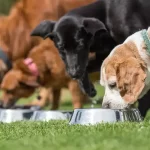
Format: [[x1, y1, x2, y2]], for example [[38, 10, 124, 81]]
[[30, 20, 56, 39], [14, 59, 39, 87], [82, 18, 107, 36], [116, 57, 146, 104], [14, 59, 32, 74]]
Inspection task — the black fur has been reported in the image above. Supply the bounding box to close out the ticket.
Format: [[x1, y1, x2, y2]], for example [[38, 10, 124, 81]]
[[31, 0, 150, 116]]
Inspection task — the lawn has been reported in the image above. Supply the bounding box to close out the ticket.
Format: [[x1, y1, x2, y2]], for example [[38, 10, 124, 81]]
[[0, 121, 150, 150], [0, 83, 150, 150]]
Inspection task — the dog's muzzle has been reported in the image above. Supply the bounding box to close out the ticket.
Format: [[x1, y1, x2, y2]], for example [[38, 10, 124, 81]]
[[68, 68, 84, 79]]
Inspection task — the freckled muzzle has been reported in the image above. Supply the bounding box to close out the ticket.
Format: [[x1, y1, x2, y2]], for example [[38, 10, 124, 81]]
[[102, 101, 130, 109]]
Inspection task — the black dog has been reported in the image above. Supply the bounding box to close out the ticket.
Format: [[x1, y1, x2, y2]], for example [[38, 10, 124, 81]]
[[31, 0, 150, 117]]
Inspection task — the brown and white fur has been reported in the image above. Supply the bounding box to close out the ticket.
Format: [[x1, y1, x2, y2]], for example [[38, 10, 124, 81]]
[[100, 27, 150, 109]]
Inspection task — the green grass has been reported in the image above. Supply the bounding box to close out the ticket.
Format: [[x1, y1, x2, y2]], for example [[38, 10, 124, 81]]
[[0, 84, 150, 150], [0, 121, 150, 150]]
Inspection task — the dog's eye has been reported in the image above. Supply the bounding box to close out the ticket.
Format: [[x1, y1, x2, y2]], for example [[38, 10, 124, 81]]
[[109, 82, 116, 89], [77, 40, 84, 50]]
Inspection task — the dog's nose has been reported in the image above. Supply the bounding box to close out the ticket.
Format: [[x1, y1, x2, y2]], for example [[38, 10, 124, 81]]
[[102, 102, 110, 109]]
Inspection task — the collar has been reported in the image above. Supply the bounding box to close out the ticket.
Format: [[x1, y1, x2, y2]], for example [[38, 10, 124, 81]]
[[141, 29, 150, 55], [0, 48, 12, 70], [24, 58, 39, 76]]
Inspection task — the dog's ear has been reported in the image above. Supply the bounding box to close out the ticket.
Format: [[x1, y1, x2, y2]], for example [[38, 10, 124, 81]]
[[14, 59, 39, 87], [31, 20, 56, 40], [14, 59, 32, 75], [82, 18, 107, 36], [116, 57, 146, 104]]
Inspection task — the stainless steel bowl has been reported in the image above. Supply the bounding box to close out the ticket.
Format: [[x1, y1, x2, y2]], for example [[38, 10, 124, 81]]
[[31, 110, 73, 121], [0, 109, 34, 123], [11, 105, 41, 111], [69, 108, 142, 125]]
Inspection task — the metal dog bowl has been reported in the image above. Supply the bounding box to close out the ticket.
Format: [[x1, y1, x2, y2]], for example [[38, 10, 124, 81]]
[[11, 105, 41, 110], [31, 110, 73, 121], [0, 109, 34, 123], [69, 108, 142, 125]]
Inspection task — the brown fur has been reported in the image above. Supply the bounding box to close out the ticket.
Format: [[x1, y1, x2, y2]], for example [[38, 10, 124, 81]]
[[1, 40, 87, 109], [104, 41, 146, 103], [0, 0, 96, 62]]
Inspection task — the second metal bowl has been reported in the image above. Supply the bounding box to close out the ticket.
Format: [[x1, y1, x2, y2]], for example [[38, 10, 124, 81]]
[[69, 108, 142, 125], [31, 110, 73, 121]]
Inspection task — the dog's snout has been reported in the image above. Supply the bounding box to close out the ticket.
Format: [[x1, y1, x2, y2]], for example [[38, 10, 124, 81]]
[[0, 100, 3, 108], [0, 98, 17, 109], [68, 69, 77, 77], [68, 68, 82, 79], [102, 102, 110, 109]]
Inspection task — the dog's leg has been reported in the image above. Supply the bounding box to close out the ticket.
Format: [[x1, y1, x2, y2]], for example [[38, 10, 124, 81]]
[[78, 71, 97, 97], [51, 88, 61, 110], [138, 90, 150, 118], [68, 80, 88, 108], [30, 87, 51, 107]]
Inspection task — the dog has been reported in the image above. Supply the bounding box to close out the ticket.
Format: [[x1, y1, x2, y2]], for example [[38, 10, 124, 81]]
[[0, 0, 58, 107], [100, 27, 150, 109], [1, 40, 97, 109], [31, 0, 150, 117]]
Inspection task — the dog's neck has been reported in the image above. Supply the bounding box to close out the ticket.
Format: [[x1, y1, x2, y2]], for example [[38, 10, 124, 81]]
[[123, 28, 150, 98], [132, 28, 150, 72]]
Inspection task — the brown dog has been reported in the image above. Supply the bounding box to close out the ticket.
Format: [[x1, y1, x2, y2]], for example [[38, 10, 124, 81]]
[[1, 40, 89, 109]]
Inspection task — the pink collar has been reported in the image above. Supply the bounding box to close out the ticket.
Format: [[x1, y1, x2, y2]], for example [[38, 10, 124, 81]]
[[24, 58, 39, 76]]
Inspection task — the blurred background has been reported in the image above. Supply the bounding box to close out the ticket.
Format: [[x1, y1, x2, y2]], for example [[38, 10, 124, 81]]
[[0, 0, 16, 14]]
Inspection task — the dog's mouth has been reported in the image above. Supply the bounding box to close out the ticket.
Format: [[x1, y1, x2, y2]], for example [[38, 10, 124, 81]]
[[68, 70, 85, 79], [1, 99, 17, 109]]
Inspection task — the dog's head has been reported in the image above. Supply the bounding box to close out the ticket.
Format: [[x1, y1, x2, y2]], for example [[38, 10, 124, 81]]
[[1, 59, 39, 108], [31, 16, 107, 79], [100, 45, 147, 109]]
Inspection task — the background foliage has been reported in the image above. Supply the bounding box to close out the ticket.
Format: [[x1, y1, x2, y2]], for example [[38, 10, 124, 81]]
[[0, 0, 16, 14]]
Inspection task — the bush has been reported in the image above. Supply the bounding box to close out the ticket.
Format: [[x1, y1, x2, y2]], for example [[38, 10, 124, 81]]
[[0, 0, 16, 14]]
